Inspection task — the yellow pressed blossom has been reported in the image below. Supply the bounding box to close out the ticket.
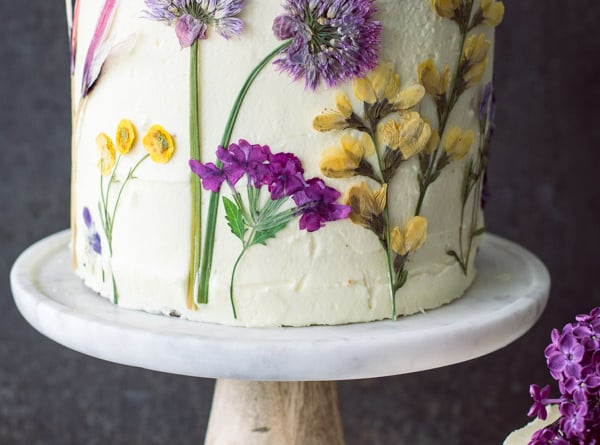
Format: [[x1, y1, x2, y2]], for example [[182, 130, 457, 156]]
[[462, 34, 490, 66], [313, 92, 353, 132], [383, 112, 432, 160], [346, 182, 387, 229], [320, 134, 374, 178], [443, 127, 474, 161], [425, 128, 441, 155], [115, 119, 136, 155], [464, 59, 488, 87], [429, 0, 460, 19], [143, 125, 175, 164], [418, 59, 451, 98], [391, 217, 428, 256], [96, 132, 116, 176], [481, 0, 505, 27]]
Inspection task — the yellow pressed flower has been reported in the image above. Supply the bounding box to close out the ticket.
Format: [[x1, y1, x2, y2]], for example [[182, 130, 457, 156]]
[[425, 128, 441, 155], [404, 216, 428, 253], [418, 59, 451, 98], [96, 132, 116, 176], [391, 217, 428, 256], [462, 34, 490, 66], [320, 134, 364, 178], [115, 119, 136, 155], [429, 0, 460, 19], [143, 125, 175, 164], [313, 92, 353, 132], [464, 60, 488, 87], [346, 182, 387, 228], [443, 127, 474, 161], [384, 73, 402, 104], [353, 62, 395, 104], [481, 0, 505, 27], [390, 226, 405, 255], [383, 113, 432, 160], [391, 84, 426, 111]]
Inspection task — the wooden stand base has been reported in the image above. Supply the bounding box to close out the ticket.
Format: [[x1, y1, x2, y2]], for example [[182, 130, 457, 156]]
[[205, 380, 346, 445]]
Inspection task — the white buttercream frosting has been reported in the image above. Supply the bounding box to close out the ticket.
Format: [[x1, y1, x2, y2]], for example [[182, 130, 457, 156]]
[[72, 0, 495, 327]]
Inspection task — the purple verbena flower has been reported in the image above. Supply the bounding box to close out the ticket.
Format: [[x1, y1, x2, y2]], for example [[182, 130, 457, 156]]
[[273, 0, 382, 90], [82, 207, 102, 255], [265, 152, 305, 200], [217, 140, 271, 188], [190, 159, 226, 192], [144, 0, 246, 47], [292, 178, 351, 232]]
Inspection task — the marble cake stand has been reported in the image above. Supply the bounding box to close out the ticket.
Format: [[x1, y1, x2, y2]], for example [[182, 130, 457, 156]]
[[11, 230, 549, 445]]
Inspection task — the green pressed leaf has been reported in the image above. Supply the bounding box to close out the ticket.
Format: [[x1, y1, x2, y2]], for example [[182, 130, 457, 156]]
[[223, 197, 246, 242], [395, 269, 408, 291], [252, 222, 289, 246]]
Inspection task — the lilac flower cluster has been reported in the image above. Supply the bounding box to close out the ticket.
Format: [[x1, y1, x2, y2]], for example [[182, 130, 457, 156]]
[[527, 307, 600, 444], [144, 0, 245, 47], [189, 140, 350, 232], [273, 0, 382, 90]]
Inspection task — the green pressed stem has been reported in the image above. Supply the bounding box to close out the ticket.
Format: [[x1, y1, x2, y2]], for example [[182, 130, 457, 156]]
[[196, 41, 291, 305], [229, 246, 249, 319], [188, 41, 202, 307]]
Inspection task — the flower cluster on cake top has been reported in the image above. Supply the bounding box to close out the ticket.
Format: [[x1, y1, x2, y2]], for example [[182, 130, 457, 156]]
[[526, 307, 600, 444]]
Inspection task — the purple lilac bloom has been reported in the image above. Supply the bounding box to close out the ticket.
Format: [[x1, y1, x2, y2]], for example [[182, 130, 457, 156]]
[[292, 178, 351, 232], [560, 401, 588, 439], [547, 331, 585, 378], [529, 384, 551, 420], [273, 0, 382, 90], [529, 427, 570, 445], [82, 207, 102, 255], [265, 152, 305, 200], [143, 0, 246, 47], [190, 159, 227, 192]]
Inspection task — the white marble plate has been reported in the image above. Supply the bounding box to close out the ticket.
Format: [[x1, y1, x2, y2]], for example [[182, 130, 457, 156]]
[[11, 230, 549, 381]]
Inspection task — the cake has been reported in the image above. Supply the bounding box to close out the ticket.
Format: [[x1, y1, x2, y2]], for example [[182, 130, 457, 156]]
[[67, 0, 504, 327]]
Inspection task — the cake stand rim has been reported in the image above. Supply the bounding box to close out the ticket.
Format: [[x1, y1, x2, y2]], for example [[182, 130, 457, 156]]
[[11, 229, 550, 381]]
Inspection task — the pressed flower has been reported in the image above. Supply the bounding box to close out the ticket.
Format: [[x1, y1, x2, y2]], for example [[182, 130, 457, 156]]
[[346, 182, 387, 229], [96, 132, 116, 175], [320, 134, 374, 179], [391, 217, 428, 256], [190, 160, 226, 193], [144, 0, 246, 47], [443, 127, 474, 161], [217, 139, 271, 187], [425, 128, 441, 156], [390, 226, 405, 256], [418, 59, 451, 99], [481, 0, 505, 27], [428, 0, 460, 19], [266, 152, 306, 200], [463, 60, 488, 88], [143, 125, 175, 163], [273, 0, 382, 90], [462, 34, 490, 66], [115, 119, 136, 154], [383, 113, 432, 160], [83, 207, 102, 255], [292, 178, 351, 232], [313, 92, 354, 132]]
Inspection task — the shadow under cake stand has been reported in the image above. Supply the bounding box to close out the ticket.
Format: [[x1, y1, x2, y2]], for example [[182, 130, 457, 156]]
[[11, 230, 549, 445]]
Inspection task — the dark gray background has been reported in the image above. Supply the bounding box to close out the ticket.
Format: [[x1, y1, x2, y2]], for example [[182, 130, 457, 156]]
[[1, 1, 599, 444]]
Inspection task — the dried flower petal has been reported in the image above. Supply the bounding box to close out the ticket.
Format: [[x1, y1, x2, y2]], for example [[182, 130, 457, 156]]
[[143, 125, 175, 163], [481, 0, 505, 27], [443, 127, 474, 161], [96, 132, 116, 175]]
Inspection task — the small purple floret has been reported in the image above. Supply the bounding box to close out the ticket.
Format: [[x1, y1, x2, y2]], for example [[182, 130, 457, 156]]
[[273, 0, 382, 90], [190, 159, 226, 192], [265, 152, 305, 200], [292, 178, 351, 232], [82, 207, 102, 255]]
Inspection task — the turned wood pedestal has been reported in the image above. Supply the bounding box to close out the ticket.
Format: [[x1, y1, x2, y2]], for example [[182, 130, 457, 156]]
[[11, 231, 549, 444]]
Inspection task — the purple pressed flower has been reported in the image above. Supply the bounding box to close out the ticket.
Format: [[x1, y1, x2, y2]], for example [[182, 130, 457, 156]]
[[266, 152, 306, 200], [273, 0, 382, 90], [217, 140, 271, 187], [190, 159, 227, 192], [529, 384, 552, 420], [292, 178, 351, 232], [143, 0, 246, 47], [82, 207, 102, 255]]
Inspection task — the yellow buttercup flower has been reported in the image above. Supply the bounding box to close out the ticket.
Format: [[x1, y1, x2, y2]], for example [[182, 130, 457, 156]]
[[313, 92, 353, 132], [383, 112, 432, 160], [429, 0, 460, 19], [143, 125, 175, 164], [443, 127, 474, 161], [391, 217, 428, 256], [115, 119, 136, 155], [418, 59, 451, 99], [96, 132, 116, 176], [346, 182, 387, 229], [320, 134, 374, 178], [481, 0, 505, 27]]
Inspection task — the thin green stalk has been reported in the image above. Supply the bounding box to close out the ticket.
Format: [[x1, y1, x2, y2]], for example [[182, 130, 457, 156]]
[[196, 41, 291, 305], [187, 41, 202, 309], [111, 154, 149, 235], [229, 246, 248, 319]]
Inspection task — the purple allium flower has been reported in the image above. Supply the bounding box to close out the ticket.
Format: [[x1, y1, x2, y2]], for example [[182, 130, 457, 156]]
[[83, 207, 102, 255], [265, 152, 306, 200], [144, 0, 246, 47], [190, 159, 227, 192], [292, 178, 351, 232], [273, 0, 382, 90], [217, 140, 271, 188]]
